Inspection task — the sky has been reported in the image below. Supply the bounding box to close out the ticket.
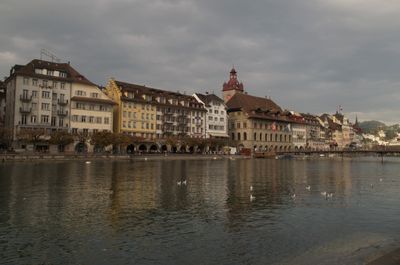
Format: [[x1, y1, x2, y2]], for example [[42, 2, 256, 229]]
[[1, 0, 400, 124]]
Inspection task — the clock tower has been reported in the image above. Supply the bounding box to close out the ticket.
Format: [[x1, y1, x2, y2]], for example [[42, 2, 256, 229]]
[[222, 67, 244, 103]]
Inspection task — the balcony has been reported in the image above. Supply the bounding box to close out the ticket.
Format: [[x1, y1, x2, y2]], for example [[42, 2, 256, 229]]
[[58, 99, 69, 105], [19, 107, 32, 114], [57, 110, 68, 116], [20, 95, 32, 102]]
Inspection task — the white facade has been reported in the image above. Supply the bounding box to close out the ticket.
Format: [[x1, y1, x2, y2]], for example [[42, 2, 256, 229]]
[[5, 74, 71, 139], [193, 93, 228, 138], [292, 123, 307, 150]]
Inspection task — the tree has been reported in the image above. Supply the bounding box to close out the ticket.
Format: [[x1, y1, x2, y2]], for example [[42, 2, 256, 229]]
[[17, 128, 48, 151], [49, 130, 74, 152], [0, 127, 13, 150], [90, 131, 114, 152]]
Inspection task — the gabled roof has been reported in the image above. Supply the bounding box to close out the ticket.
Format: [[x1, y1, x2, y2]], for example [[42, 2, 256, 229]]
[[6, 59, 96, 86], [194, 93, 225, 107]]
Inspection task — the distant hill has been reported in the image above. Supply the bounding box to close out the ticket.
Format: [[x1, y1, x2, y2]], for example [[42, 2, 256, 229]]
[[358, 120, 386, 134], [359, 120, 400, 140]]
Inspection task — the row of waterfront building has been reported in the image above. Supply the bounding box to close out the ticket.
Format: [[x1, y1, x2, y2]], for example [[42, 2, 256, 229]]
[[0, 58, 362, 153]]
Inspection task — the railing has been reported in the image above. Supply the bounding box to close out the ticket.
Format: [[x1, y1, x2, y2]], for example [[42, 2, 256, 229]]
[[20, 95, 32, 102], [57, 99, 68, 105], [19, 107, 32, 113], [57, 110, 68, 116]]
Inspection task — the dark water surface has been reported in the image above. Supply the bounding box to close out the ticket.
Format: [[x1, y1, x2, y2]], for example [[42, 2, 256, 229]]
[[0, 158, 400, 264]]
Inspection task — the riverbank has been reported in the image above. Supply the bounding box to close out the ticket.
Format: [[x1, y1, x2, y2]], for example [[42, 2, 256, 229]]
[[0, 153, 250, 162]]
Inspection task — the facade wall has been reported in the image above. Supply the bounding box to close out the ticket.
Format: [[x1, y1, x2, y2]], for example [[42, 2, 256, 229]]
[[70, 83, 113, 134], [292, 123, 307, 149], [6, 75, 71, 139], [121, 101, 156, 138], [228, 111, 292, 151]]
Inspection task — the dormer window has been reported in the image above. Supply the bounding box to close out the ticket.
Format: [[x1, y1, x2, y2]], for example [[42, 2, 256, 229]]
[[35, 68, 42, 74], [60, 72, 67, 78], [47, 70, 54, 76]]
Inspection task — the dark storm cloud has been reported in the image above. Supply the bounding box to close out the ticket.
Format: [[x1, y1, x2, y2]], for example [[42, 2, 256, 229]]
[[1, 0, 400, 123]]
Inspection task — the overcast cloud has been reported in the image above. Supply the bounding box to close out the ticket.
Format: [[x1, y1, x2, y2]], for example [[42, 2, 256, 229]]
[[1, 0, 400, 123]]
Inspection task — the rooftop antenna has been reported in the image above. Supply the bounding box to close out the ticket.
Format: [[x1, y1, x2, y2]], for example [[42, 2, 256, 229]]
[[40, 48, 61, 63]]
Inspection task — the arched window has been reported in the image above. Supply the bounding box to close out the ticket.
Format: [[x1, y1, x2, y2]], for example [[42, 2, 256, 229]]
[[244, 132, 247, 140], [254, 132, 257, 141], [275, 134, 278, 142], [237, 132, 241, 141], [260, 133, 262, 141], [265, 134, 268, 142], [231, 132, 235, 140], [280, 134, 283, 142]]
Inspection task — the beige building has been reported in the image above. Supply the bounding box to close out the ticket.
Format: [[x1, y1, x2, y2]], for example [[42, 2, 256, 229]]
[[222, 68, 293, 152], [70, 83, 114, 135]]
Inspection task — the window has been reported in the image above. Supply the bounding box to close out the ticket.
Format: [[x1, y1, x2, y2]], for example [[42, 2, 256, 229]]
[[53, 82, 58, 89], [76, 90, 85, 96], [104, 117, 109, 124], [72, 128, 78, 134], [48, 70, 54, 76], [76, 103, 85, 109], [42, 91, 50, 98], [41, 115, 49, 123], [21, 115, 27, 125], [72, 115, 78, 122], [52, 92, 57, 99], [89, 116, 94, 123], [220, 117, 224, 122], [89, 105, 94, 110], [60, 72, 67, 78], [42, 80, 48, 87], [41, 103, 50, 110], [32, 90, 38, 98], [32, 79, 38, 86], [81, 116, 86, 122], [60, 83, 65, 89], [51, 117, 56, 126], [91, 93, 98, 98], [31, 115, 37, 123], [23, 78, 29, 85], [96, 117, 102, 123], [244, 132, 247, 141]]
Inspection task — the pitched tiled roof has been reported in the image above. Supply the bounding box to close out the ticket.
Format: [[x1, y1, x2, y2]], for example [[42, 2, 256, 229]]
[[226, 93, 282, 112], [114, 80, 206, 111], [226, 92, 291, 122], [6, 59, 96, 86]]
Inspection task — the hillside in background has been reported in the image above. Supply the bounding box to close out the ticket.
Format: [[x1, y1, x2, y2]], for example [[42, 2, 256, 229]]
[[359, 121, 400, 140]]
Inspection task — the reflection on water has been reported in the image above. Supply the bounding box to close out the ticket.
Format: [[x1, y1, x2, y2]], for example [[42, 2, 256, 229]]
[[1, 158, 400, 264]]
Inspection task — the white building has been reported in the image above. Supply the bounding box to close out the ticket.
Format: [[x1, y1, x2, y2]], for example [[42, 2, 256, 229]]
[[4, 59, 114, 150], [193, 93, 228, 138]]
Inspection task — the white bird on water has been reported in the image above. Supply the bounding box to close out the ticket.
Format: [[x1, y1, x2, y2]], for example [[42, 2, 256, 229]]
[[305, 185, 311, 191], [250, 194, 256, 201], [321, 191, 327, 196], [85, 161, 91, 164], [250, 185, 253, 191]]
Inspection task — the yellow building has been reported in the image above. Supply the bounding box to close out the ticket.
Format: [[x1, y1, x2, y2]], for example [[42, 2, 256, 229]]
[[105, 79, 157, 138]]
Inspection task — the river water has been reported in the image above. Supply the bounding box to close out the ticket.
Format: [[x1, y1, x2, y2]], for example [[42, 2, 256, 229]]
[[0, 157, 399, 264]]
